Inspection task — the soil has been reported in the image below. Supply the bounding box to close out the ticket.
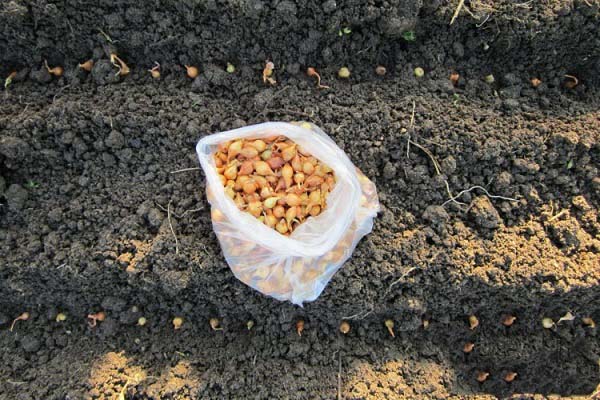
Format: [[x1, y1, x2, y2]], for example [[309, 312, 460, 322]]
[[1, 0, 599, 399]]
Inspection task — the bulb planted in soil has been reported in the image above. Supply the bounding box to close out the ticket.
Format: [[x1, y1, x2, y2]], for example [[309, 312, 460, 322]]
[[45, 60, 63, 77], [173, 317, 184, 330], [210, 318, 223, 331], [504, 372, 517, 382], [338, 67, 350, 79], [5, 71, 17, 88], [463, 342, 475, 353], [468, 315, 479, 330], [476, 371, 489, 383], [542, 318, 555, 329], [502, 315, 516, 327], [558, 311, 575, 324], [110, 53, 130, 76], [385, 319, 395, 337], [582, 317, 595, 328], [79, 60, 94, 72], [263, 61, 276, 85], [148, 62, 160, 79], [87, 312, 106, 328], [296, 320, 304, 336], [307, 67, 329, 89], [339, 321, 350, 334], [10, 312, 30, 332], [564, 74, 578, 89], [450, 72, 459, 85], [185, 65, 199, 78]]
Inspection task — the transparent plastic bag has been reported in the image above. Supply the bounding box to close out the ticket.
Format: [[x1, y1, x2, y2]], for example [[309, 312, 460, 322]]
[[196, 122, 379, 305]]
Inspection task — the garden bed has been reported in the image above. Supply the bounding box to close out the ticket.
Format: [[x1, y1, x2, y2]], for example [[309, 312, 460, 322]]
[[1, 1, 599, 398]]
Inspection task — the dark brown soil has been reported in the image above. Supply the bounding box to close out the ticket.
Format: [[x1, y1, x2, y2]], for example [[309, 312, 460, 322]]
[[1, 1, 599, 399]]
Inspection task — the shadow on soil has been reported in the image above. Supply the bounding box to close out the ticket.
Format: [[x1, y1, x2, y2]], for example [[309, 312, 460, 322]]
[[1, 261, 599, 398]]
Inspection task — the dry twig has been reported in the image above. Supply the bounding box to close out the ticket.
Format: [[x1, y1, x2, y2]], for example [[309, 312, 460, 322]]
[[442, 185, 518, 207], [170, 167, 200, 174], [167, 200, 179, 254], [450, 0, 465, 25]]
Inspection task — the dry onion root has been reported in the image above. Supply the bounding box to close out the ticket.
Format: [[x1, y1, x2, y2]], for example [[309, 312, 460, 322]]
[[214, 136, 336, 236]]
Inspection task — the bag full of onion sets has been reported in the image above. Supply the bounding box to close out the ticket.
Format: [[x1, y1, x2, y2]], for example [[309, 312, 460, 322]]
[[196, 122, 379, 305]]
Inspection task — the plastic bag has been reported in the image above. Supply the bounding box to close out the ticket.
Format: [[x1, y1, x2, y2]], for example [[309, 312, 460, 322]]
[[196, 122, 379, 305]]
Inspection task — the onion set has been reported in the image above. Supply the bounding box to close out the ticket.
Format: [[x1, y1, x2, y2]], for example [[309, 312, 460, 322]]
[[214, 136, 336, 236], [10, 312, 29, 332]]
